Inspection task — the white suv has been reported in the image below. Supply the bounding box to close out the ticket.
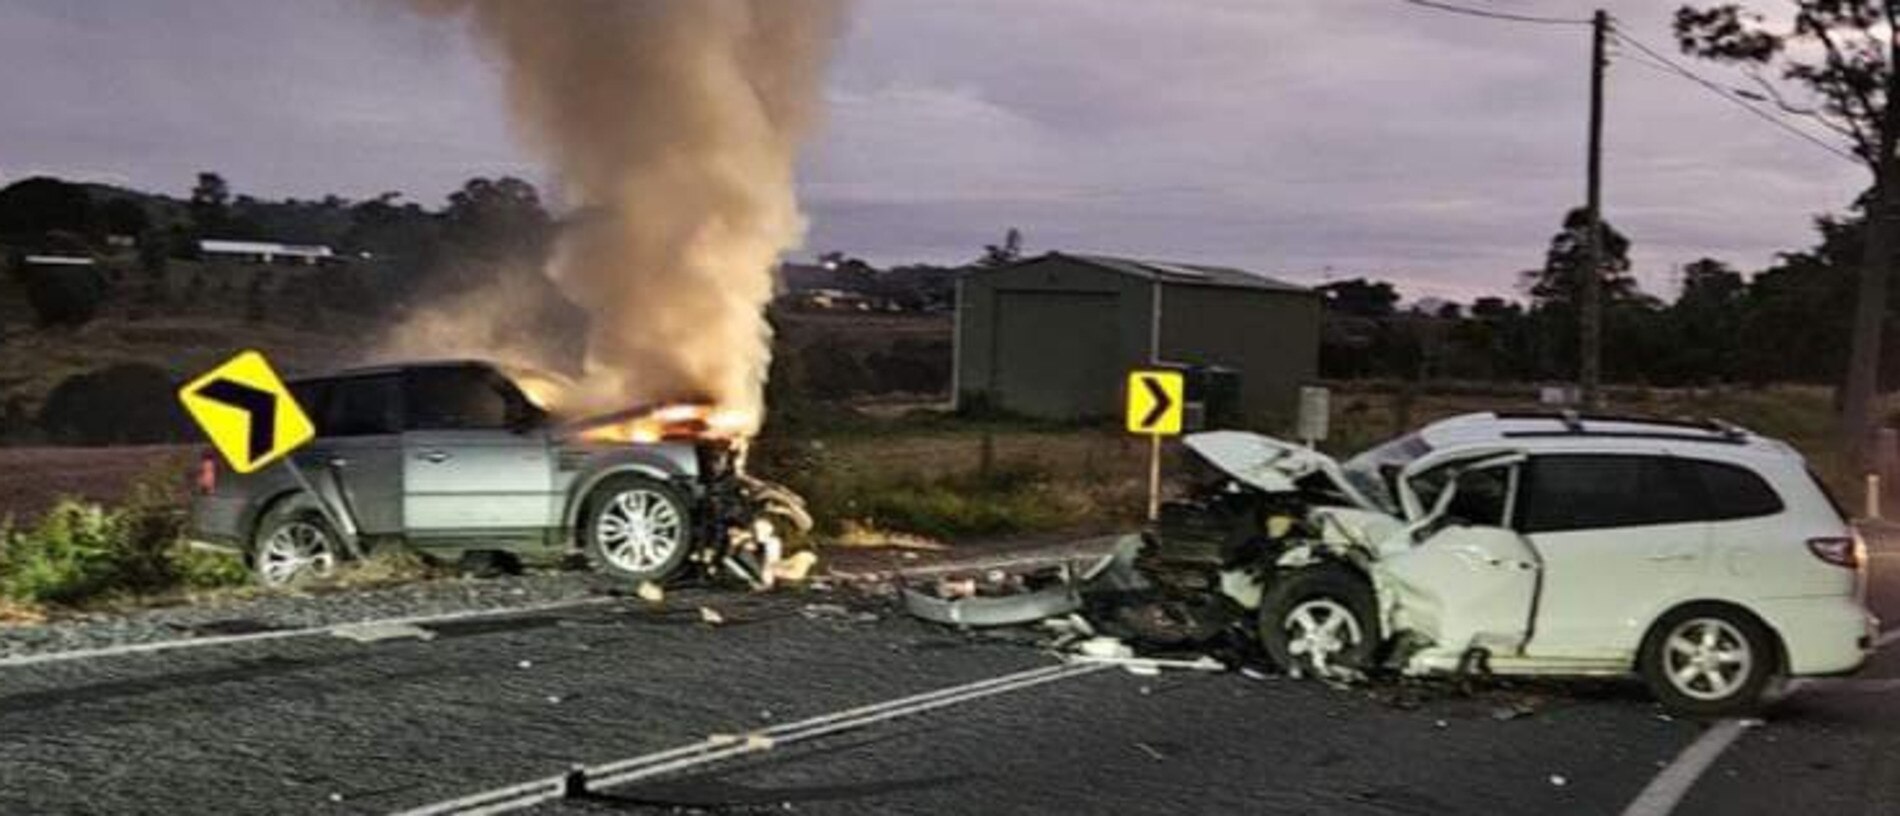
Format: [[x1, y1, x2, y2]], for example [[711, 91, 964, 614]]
[[1175, 411, 1878, 714]]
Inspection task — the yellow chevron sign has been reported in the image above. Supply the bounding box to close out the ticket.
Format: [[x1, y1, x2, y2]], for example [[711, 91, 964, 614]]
[[1126, 370, 1184, 436], [178, 350, 314, 473]]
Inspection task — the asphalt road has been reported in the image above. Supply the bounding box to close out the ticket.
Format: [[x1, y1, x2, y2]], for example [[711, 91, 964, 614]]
[[3, 545, 1896, 815]]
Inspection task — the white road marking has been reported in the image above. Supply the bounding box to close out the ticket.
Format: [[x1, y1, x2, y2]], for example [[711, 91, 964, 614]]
[[394, 660, 1113, 816], [0, 596, 614, 669], [1622, 626, 1899, 816], [1619, 718, 1753, 816]]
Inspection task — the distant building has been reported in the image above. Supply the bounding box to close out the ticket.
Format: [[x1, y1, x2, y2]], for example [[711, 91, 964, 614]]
[[954, 252, 1320, 426], [199, 239, 335, 266], [21, 254, 96, 268]]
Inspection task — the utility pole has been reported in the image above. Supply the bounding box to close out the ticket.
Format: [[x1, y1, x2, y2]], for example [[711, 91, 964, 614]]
[[1843, 29, 1900, 468], [1580, 8, 1607, 408]]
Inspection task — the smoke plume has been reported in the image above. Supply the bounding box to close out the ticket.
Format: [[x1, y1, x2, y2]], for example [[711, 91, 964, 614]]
[[394, 0, 847, 431]]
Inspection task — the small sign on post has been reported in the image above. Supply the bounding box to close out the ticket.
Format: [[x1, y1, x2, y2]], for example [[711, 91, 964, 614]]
[[1126, 369, 1185, 521], [1297, 386, 1330, 447], [179, 350, 356, 557]]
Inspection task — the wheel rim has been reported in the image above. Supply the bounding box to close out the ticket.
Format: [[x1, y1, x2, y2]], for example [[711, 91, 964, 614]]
[[1284, 598, 1364, 672], [1662, 617, 1753, 701], [596, 488, 684, 574], [259, 520, 336, 587]]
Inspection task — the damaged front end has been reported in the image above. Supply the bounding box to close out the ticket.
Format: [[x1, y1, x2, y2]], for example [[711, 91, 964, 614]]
[[558, 402, 815, 589]]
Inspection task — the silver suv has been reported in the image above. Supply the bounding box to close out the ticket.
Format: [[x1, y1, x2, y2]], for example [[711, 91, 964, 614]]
[[187, 360, 807, 587]]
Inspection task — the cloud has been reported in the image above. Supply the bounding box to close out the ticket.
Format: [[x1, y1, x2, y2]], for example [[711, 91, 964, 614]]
[[0, 0, 1869, 302]]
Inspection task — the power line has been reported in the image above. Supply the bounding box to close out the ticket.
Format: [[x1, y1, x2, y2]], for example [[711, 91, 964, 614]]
[[1609, 26, 1861, 165], [1396, 0, 1591, 26]]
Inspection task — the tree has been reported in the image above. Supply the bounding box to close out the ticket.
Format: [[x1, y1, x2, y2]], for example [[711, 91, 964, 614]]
[[1316, 278, 1400, 318], [1669, 258, 1747, 383], [978, 227, 1023, 267], [189, 172, 232, 235], [11, 257, 107, 327], [1525, 207, 1638, 309], [0, 177, 95, 240], [1676, 1, 1899, 455], [100, 199, 148, 237]]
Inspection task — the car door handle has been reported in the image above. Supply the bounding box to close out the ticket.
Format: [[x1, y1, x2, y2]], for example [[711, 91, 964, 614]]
[[1646, 553, 1696, 563], [418, 450, 451, 463]]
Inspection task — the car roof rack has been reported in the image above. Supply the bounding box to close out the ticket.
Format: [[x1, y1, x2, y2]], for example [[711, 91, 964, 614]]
[[1490, 410, 1751, 444]]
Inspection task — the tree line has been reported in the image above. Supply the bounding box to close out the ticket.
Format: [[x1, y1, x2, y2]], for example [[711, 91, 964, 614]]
[[1320, 205, 1876, 391]]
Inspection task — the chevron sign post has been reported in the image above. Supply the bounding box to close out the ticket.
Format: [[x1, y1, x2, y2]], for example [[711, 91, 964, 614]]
[[1126, 369, 1184, 521]]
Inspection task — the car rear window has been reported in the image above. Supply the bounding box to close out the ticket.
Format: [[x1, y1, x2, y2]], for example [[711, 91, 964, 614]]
[[1681, 459, 1784, 521]]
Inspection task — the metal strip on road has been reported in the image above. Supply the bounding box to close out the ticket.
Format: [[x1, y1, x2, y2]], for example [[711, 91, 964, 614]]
[[394, 660, 1113, 816], [0, 597, 616, 669]]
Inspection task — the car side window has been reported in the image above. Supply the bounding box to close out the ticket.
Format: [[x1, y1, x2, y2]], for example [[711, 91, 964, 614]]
[[1682, 459, 1784, 520], [322, 375, 401, 437], [1412, 462, 1513, 528], [404, 367, 510, 431], [1517, 454, 1703, 533], [289, 379, 332, 426]]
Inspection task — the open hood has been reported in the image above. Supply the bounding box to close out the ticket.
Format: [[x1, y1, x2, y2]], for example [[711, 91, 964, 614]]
[[1183, 431, 1380, 510]]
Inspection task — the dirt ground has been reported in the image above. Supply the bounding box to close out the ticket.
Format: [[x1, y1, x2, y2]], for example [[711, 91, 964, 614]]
[[0, 445, 193, 521]]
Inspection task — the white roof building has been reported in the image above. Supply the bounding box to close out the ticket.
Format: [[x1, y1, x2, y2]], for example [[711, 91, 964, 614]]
[[199, 239, 335, 265]]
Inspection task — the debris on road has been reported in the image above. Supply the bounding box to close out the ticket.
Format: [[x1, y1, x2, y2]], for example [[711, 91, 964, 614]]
[[635, 581, 665, 604], [769, 550, 819, 584], [899, 565, 1084, 628], [1134, 742, 1166, 761], [698, 606, 726, 626], [1548, 774, 1568, 787], [517, 659, 534, 669]]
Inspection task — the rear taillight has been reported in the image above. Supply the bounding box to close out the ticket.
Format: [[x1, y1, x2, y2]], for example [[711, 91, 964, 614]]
[[196, 452, 217, 496], [1807, 536, 1862, 569]]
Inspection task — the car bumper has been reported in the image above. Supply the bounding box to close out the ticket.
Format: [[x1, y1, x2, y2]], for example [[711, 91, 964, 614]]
[[1755, 595, 1879, 676], [189, 495, 249, 551]]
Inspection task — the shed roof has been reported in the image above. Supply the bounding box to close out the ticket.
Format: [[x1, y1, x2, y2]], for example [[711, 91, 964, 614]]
[[1036, 252, 1309, 293], [199, 239, 334, 258]]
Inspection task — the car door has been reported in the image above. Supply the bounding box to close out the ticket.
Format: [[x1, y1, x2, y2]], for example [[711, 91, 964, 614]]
[[1517, 453, 1711, 660], [294, 374, 404, 535], [1381, 457, 1541, 657], [400, 365, 556, 535]]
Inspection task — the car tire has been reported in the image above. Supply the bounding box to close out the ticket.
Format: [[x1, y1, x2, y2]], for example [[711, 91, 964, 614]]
[[1639, 603, 1779, 716], [582, 475, 694, 584], [252, 502, 341, 588], [1257, 565, 1381, 678]]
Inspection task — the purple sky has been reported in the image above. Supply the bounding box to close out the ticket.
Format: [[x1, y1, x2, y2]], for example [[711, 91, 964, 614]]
[[0, 0, 1867, 302]]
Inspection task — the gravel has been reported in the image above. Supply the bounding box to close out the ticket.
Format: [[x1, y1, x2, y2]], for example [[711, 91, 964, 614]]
[[0, 571, 624, 659]]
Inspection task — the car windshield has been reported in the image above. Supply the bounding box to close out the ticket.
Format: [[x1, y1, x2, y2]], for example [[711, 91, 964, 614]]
[[1340, 432, 1432, 515]]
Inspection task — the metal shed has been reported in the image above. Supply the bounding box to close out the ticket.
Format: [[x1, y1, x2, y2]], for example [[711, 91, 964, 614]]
[[953, 252, 1320, 427]]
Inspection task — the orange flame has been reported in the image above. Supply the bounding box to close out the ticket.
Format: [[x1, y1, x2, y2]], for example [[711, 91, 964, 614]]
[[578, 403, 756, 444]]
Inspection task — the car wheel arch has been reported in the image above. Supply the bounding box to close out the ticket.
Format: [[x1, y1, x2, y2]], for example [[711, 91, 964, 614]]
[[1638, 598, 1789, 677], [564, 464, 685, 540], [242, 488, 317, 563]]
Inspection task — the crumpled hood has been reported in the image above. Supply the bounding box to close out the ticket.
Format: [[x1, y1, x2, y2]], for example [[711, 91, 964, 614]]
[[1183, 430, 1379, 511]]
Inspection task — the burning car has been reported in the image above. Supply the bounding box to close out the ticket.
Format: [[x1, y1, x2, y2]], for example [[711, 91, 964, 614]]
[[187, 359, 809, 588], [1159, 411, 1877, 714]]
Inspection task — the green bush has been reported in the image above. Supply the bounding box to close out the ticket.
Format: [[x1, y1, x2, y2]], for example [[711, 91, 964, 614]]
[[0, 497, 247, 607]]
